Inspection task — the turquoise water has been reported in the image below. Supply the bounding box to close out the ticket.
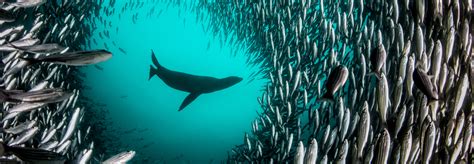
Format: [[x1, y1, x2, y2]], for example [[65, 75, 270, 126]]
[[81, 2, 265, 163]]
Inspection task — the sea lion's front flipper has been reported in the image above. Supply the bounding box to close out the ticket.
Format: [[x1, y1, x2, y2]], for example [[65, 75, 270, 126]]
[[179, 93, 201, 111]]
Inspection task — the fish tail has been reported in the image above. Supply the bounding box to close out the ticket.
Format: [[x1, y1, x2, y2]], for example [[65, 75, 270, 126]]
[[17, 56, 40, 65], [317, 92, 335, 103], [6, 42, 25, 52], [149, 65, 157, 81], [366, 71, 381, 79], [322, 91, 332, 100]]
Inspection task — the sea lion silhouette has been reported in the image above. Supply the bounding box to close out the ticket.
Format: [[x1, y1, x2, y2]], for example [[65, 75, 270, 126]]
[[148, 50, 242, 111]]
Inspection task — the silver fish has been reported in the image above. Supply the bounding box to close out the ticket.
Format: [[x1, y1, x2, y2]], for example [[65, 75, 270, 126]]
[[58, 107, 80, 145], [438, 63, 448, 93], [40, 128, 57, 145], [7, 88, 72, 103], [422, 122, 435, 164], [293, 142, 305, 164], [303, 138, 317, 164], [78, 148, 92, 164], [431, 40, 442, 84], [370, 43, 387, 77], [1, 0, 46, 7], [8, 126, 39, 146], [453, 113, 464, 144], [450, 139, 463, 164], [340, 108, 350, 139], [406, 56, 415, 97], [8, 102, 46, 113], [376, 128, 391, 164], [393, 77, 403, 113], [392, 0, 399, 23], [360, 54, 366, 85], [39, 141, 59, 151], [9, 43, 66, 54], [376, 73, 390, 124], [55, 140, 71, 154], [357, 101, 370, 158], [29, 80, 49, 92], [394, 105, 406, 138], [444, 27, 455, 63], [4, 120, 37, 135], [413, 67, 439, 100], [445, 118, 456, 145], [433, 0, 443, 19], [102, 151, 136, 164], [452, 73, 468, 118], [460, 19, 469, 50], [321, 65, 348, 101], [416, 0, 425, 23], [399, 128, 411, 164], [20, 50, 112, 66], [336, 140, 348, 163], [462, 118, 472, 155], [415, 25, 424, 59], [399, 40, 410, 81]]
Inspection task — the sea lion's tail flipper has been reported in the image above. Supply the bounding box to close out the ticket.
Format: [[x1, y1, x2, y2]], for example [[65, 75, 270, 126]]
[[149, 50, 161, 80], [149, 65, 158, 81], [178, 93, 200, 111], [150, 49, 161, 68]]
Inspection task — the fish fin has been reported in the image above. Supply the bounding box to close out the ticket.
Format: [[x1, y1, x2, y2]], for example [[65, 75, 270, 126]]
[[150, 50, 161, 68], [149, 65, 158, 81], [179, 93, 200, 111], [5, 145, 66, 162]]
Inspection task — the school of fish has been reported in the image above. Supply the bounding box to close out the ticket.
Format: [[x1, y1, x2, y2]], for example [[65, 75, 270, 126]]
[[0, 0, 137, 163], [190, 0, 473, 163]]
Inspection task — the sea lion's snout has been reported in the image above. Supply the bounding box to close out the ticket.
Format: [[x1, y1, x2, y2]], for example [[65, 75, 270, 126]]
[[227, 76, 243, 84]]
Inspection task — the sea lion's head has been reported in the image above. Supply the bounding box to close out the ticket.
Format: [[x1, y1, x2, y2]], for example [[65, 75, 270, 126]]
[[219, 76, 243, 89], [222, 76, 243, 86]]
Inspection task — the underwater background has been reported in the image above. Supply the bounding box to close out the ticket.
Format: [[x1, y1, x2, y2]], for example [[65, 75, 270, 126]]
[[82, 1, 265, 163]]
